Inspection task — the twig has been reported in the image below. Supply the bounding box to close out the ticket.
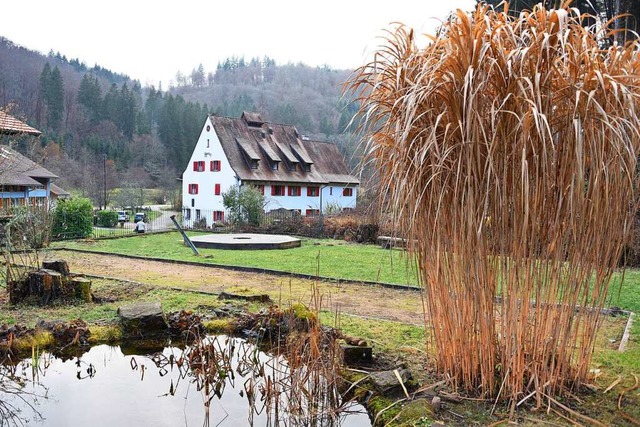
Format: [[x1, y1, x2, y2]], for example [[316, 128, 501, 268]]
[[604, 376, 622, 393], [393, 369, 410, 400], [544, 394, 607, 427], [617, 374, 640, 426]]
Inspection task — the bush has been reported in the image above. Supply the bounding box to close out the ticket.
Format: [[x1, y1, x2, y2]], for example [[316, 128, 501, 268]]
[[222, 185, 265, 227], [97, 210, 118, 227], [52, 198, 94, 240]]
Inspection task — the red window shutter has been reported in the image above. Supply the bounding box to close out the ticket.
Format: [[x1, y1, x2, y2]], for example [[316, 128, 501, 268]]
[[210, 161, 214, 171], [220, 211, 224, 222], [193, 161, 198, 171], [287, 186, 292, 196], [215, 184, 221, 195], [195, 184, 199, 194], [271, 186, 276, 196]]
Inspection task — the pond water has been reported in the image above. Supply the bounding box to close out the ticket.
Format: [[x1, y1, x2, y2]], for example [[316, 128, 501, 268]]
[[1, 337, 371, 426]]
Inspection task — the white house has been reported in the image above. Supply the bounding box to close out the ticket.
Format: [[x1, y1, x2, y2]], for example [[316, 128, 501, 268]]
[[182, 112, 359, 227]]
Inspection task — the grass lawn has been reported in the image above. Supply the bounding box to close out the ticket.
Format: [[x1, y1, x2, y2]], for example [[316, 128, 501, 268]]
[[54, 232, 421, 286], [53, 232, 640, 312]]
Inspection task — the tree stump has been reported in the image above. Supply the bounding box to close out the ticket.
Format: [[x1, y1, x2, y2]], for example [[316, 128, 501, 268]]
[[42, 260, 70, 276], [28, 269, 63, 305], [71, 277, 92, 302]]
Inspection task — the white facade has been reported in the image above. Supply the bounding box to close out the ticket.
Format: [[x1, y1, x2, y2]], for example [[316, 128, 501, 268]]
[[261, 184, 357, 215], [182, 117, 357, 226], [182, 117, 238, 227]]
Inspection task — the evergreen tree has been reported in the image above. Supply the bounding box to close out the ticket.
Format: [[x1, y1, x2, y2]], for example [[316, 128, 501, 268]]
[[47, 66, 65, 131], [37, 63, 51, 126], [117, 83, 136, 138], [102, 83, 119, 123], [77, 73, 102, 123], [39, 64, 64, 131]]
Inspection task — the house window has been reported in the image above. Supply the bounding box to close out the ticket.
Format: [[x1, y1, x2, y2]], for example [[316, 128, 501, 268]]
[[288, 186, 301, 196], [196, 209, 201, 220], [207, 139, 210, 148], [215, 183, 221, 195], [329, 187, 333, 195], [211, 160, 221, 171], [250, 160, 259, 169], [307, 186, 319, 197], [191, 198, 195, 207], [193, 161, 205, 172], [306, 209, 320, 217], [271, 162, 279, 170], [288, 163, 297, 172], [256, 185, 265, 195], [214, 211, 225, 222], [188, 184, 199, 194], [343, 187, 353, 197], [185, 208, 191, 220], [271, 185, 285, 196]]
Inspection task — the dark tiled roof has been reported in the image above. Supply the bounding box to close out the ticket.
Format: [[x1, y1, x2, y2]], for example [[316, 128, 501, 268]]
[[211, 113, 359, 185], [0, 111, 41, 136], [0, 146, 58, 187]]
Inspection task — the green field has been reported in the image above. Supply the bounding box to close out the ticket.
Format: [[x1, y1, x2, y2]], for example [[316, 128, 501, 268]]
[[55, 232, 421, 286]]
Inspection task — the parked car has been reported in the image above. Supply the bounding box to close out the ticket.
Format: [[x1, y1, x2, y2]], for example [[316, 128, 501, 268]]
[[134, 212, 146, 223], [117, 211, 127, 222]]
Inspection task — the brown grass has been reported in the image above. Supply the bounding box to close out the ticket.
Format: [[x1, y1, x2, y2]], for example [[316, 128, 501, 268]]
[[348, 1, 640, 409]]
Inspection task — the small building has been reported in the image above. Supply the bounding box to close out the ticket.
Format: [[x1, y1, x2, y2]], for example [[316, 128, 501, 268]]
[[182, 112, 359, 226], [0, 111, 67, 209]]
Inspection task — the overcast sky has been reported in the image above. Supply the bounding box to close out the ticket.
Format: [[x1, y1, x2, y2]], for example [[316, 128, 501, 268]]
[[2, 0, 476, 87]]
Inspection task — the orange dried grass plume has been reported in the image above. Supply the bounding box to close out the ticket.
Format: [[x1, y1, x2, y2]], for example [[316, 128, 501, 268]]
[[349, 2, 640, 405]]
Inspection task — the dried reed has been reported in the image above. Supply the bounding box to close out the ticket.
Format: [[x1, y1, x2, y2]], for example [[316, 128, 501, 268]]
[[348, 2, 640, 406]]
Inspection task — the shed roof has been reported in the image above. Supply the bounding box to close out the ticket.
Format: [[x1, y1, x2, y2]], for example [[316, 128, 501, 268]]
[[0, 111, 41, 136], [0, 146, 58, 187], [210, 113, 359, 185]]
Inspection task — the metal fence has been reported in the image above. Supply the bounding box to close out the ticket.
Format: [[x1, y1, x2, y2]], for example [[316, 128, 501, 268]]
[[51, 208, 180, 240], [179, 206, 324, 235]]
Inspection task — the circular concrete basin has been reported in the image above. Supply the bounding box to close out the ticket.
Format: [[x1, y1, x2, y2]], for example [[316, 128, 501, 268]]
[[190, 233, 301, 250]]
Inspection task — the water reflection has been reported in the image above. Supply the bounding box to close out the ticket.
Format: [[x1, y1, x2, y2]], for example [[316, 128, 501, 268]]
[[0, 337, 371, 427]]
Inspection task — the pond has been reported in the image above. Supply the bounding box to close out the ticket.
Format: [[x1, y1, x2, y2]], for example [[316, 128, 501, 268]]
[[0, 336, 371, 426]]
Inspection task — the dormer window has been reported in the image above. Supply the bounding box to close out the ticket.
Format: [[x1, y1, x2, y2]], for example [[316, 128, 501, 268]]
[[288, 163, 296, 172], [250, 160, 259, 169], [271, 162, 279, 170], [302, 163, 311, 172]]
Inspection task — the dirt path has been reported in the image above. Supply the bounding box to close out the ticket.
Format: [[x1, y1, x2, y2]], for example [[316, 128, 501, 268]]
[[51, 250, 426, 325]]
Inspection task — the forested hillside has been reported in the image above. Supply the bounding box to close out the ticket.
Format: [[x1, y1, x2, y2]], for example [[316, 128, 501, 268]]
[[0, 38, 360, 208]]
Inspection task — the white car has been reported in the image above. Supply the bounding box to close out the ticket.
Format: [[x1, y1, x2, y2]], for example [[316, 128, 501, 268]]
[[117, 211, 127, 222]]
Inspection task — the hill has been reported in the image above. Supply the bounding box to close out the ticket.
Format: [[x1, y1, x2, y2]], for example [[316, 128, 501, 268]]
[[0, 38, 361, 208]]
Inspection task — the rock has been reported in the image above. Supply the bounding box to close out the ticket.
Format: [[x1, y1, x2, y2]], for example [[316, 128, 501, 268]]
[[118, 301, 168, 337], [218, 291, 271, 303], [369, 368, 413, 393], [340, 343, 373, 365], [431, 396, 442, 413]]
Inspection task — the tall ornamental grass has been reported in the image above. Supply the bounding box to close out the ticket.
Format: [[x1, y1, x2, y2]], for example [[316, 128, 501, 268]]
[[349, 3, 640, 405]]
